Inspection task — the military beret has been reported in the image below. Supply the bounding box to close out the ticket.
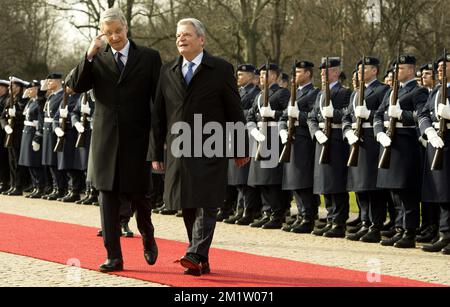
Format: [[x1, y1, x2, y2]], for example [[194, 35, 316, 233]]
[[258, 63, 280, 72], [436, 53, 450, 64], [395, 55, 416, 65], [46, 72, 63, 80], [27, 80, 41, 88], [420, 63, 436, 72], [0, 79, 10, 87], [295, 60, 314, 69], [237, 64, 256, 73], [357, 56, 380, 66], [10, 76, 29, 87], [319, 57, 341, 69]]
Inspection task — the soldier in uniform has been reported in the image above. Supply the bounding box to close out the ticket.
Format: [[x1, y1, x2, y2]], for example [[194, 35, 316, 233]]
[[225, 64, 261, 225], [308, 58, 352, 238], [278, 72, 289, 89], [383, 69, 394, 87], [374, 55, 429, 248], [18, 80, 46, 198], [247, 63, 290, 229], [419, 52, 450, 255], [40, 73, 67, 201], [0, 79, 11, 193], [1, 77, 29, 196], [342, 57, 390, 242], [53, 84, 84, 203], [420, 63, 437, 93], [279, 60, 320, 233]]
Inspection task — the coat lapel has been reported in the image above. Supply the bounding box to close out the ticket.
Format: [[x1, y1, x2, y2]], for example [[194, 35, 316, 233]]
[[118, 40, 141, 84], [102, 46, 121, 80]]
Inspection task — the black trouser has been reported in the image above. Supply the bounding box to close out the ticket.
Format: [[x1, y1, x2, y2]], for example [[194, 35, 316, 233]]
[[356, 190, 387, 227], [293, 188, 320, 221], [29, 167, 45, 189], [259, 185, 285, 218], [8, 147, 28, 189], [390, 189, 420, 230], [323, 193, 349, 226], [66, 169, 85, 193], [237, 185, 261, 215], [222, 185, 238, 213], [421, 203, 440, 228], [99, 191, 153, 260], [148, 173, 164, 207], [49, 166, 66, 190], [0, 148, 9, 185], [386, 191, 397, 223], [439, 203, 450, 233], [183, 207, 217, 261]]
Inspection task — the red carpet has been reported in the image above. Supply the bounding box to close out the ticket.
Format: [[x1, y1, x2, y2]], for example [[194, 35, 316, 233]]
[[0, 213, 444, 287]]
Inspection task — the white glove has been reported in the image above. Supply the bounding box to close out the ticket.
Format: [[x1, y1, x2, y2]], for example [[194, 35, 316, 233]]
[[250, 128, 266, 142], [425, 127, 445, 149], [355, 105, 371, 119], [279, 129, 288, 144], [32, 141, 40, 152], [4, 125, 13, 135], [81, 103, 91, 115], [54, 127, 65, 137], [287, 105, 299, 119], [8, 107, 16, 117], [260, 106, 276, 119], [345, 130, 359, 146], [315, 130, 328, 145], [418, 137, 428, 148], [75, 122, 85, 133], [377, 132, 392, 147], [59, 106, 68, 119], [388, 103, 403, 119], [321, 104, 334, 118], [437, 103, 450, 120]]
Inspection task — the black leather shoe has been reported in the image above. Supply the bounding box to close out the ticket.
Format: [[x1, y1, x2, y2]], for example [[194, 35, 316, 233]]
[[76, 192, 91, 204], [152, 204, 165, 214], [121, 223, 134, 238], [394, 229, 416, 248], [346, 222, 363, 234], [224, 208, 243, 224], [143, 237, 158, 265], [47, 189, 65, 201], [360, 227, 382, 243], [7, 188, 23, 196], [235, 215, 254, 226], [315, 219, 328, 229], [312, 223, 332, 236], [83, 195, 99, 205], [216, 209, 233, 222], [184, 262, 211, 276], [285, 215, 300, 226], [97, 229, 103, 237], [2, 187, 14, 195], [416, 225, 438, 243], [261, 218, 283, 229], [25, 189, 37, 198], [346, 224, 370, 241], [160, 209, 178, 215], [381, 228, 404, 246], [41, 189, 56, 200], [99, 258, 123, 272], [62, 192, 81, 203], [291, 220, 314, 234], [179, 254, 201, 271], [250, 212, 270, 228], [323, 225, 346, 238], [381, 227, 397, 238], [422, 232, 450, 252], [28, 188, 45, 199]]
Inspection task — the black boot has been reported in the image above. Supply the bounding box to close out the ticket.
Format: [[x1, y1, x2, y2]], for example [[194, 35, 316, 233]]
[[285, 214, 300, 226], [61, 191, 81, 203], [29, 187, 45, 199], [152, 202, 165, 213], [216, 209, 233, 222], [346, 222, 371, 241], [236, 209, 255, 226], [312, 223, 332, 236], [25, 188, 37, 198], [416, 225, 439, 243], [82, 193, 99, 205], [291, 219, 315, 234], [250, 211, 270, 228], [323, 224, 346, 238], [2, 186, 14, 195], [224, 208, 243, 224], [282, 215, 302, 232], [380, 228, 404, 246], [381, 227, 398, 238], [394, 229, 416, 248], [57, 190, 72, 202], [7, 187, 23, 196], [261, 211, 284, 229], [76, 190, 91, 204], [360, 225, 382, 243], [47, 189, 65, 201], [0, 184, 9, 193], [422, 232, 450, 253], [42, 188, 56, 200]]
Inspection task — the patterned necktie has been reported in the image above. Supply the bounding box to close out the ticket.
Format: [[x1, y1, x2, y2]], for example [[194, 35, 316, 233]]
[[116, 52, 125, 73], [185, 62, 195, 85]]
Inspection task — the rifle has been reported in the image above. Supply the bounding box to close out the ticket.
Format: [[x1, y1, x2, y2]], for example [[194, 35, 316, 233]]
[[279, 60, 297, 163], [319, 57, 332, 164], [378, 54, 400, 169], [53, 82, 67, 152], [75, 92, 89, 148], [431, 49, 448, 170], [4, 77, 15, 148], [347, 56, 366, 167], [255, 60, 270, 161]]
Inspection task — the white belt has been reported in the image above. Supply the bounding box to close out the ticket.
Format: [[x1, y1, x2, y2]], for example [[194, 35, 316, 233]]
[[319, 122, 342, 129], [433, 122, 450, 129], [383, 121, 415, 129], [257, 121, 278, 128], [352, 122, 373, 129], [24, 121, 37, 127], [44, 118, 53, 123]]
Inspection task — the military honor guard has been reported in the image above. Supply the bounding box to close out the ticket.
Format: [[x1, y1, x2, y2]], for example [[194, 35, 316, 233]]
[[0, 79, 11, 193]]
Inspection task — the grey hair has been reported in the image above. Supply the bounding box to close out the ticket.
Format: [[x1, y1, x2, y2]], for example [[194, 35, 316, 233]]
[[177, 18, 206, 37], [100, 7, 127, 28]]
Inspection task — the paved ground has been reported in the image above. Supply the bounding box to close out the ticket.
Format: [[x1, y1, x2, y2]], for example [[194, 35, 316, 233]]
[[0, 195, 449, 287]]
